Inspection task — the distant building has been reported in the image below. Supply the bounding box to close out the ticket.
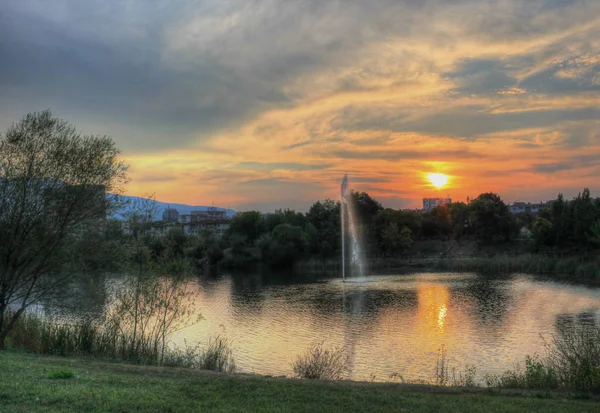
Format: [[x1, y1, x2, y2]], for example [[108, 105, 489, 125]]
[[422, 198, 452, 212], [162, 207, 179, 222], [508, 202, 550, 215], [178, 207, 228, 224]]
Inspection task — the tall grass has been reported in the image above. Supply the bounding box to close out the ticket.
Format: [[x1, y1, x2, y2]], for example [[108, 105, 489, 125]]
[[194, 336, 236, 372], [4, 310, 236, 371], [434, 254, 600, 279], [292, 342, 349, 380], [486, 324, 600, 393]]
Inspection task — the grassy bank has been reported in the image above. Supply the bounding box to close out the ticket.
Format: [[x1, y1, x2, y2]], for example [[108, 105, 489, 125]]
[[432, 254, 600, 279], [296, 254, 600, 280], [1, 351, 598, 413]]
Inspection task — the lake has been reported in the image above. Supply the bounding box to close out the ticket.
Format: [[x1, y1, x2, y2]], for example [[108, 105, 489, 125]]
[[49, 271, 600, 383]]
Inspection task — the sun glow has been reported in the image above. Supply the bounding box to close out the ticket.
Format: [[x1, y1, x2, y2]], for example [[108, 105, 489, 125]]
[[427, 173, 448, 189]]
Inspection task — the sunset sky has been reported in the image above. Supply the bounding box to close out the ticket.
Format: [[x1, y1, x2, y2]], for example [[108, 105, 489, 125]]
[[1, 0, 599, 211]]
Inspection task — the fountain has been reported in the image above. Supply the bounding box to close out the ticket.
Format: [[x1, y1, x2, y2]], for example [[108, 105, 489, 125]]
[[340, 174, 365, 281]]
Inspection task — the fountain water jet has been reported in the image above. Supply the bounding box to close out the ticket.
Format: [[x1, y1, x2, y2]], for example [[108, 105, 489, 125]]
[[341, 174, 365, 281]]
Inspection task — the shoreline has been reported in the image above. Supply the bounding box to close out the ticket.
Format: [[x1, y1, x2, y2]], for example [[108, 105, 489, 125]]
[[2, 351, 598, 412]]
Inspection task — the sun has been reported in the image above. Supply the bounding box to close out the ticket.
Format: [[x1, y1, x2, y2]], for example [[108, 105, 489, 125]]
[[427, 173, 448, 189]]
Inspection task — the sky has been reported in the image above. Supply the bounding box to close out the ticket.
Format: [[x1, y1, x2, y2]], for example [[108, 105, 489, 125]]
[[1, 0, 599, 211]]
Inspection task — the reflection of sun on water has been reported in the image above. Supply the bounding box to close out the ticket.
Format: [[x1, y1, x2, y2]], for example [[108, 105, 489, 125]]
[[438, 305, 447, 329], [417, 284, 450, 341]]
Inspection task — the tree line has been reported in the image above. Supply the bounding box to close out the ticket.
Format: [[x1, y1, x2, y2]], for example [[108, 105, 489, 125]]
[[194, 189, 600, 268]]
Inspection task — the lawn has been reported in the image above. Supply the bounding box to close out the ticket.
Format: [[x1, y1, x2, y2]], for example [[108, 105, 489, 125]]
[[0, 351, 597, 412]]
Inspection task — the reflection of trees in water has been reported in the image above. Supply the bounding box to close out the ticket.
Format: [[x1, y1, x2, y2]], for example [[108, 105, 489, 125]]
[[459, 277, 514, 334], [556, 311, 600, 333], [41, 272, 109, 319]]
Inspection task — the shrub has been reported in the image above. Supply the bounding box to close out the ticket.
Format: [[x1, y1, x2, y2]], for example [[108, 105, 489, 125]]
[[292, 342, 348, 380], [194, 336, 236, 373], [548, 323, 600, 392], [452, 365, 478, 387]]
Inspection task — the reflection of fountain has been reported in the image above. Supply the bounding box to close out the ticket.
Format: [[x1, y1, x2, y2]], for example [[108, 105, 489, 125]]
[[341, 174, 365, 281]]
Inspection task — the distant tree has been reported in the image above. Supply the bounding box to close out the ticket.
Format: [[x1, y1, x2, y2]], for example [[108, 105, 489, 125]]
[[306, 199, 340, 257], [164, 227, 187, 258], [587, 219, 600, 249], [399, 226, 414, 251], [380, 223, 413, 256], [381, 223, 401, 256], [0, 110, 128, 348], [449, 202, 470, 239], [264, 209, 306, 233], [372, 209, 420, 255], [571, 188, 597, 250], [227, 211, 265, 245], [532, 217, 553, 248], [469, 193, 516, 244], [349, 191, 384, 226], [431, 205, 452, 237], [260, 224, 306, 267]]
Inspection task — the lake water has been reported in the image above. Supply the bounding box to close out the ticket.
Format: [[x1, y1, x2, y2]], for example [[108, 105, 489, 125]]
[[51, 271, 600, 383]]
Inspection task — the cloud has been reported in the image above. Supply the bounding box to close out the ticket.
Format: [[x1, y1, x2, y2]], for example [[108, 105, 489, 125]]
[[233, 162, 331, 172], [2, 0, 600, 210], [531, 154, 600, 174]]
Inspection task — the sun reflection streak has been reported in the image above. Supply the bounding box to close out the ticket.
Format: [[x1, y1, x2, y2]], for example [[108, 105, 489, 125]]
[[437, 304, 447, 330]]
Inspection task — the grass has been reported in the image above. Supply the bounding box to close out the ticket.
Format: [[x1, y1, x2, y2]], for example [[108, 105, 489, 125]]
[[4, 311, 236, 373], [292, 342, 348, 380], [47, 369, 74, 380], [484, 324, 600, 393], [433, 254, 600, 279], [1, 351, 599, 413]]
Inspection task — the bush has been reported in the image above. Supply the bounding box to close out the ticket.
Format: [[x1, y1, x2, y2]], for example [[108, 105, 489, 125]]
[[548, 323, 600, 392], [292, 342, 348, 380], [195, 336, 236, 373]]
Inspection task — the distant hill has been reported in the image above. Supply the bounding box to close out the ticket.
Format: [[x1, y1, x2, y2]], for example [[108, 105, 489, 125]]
[[111, 195, 236, 221]]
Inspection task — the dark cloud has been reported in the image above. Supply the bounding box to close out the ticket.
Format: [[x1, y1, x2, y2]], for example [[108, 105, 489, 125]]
[[531, 154, 600, 173], [332, 148, 484, 161], [446, 58, 516, 95], [234, 162, 331, 171]]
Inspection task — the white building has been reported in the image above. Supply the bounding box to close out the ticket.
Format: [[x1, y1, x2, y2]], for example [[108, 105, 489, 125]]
[[508, 202, 548, 214], [422, 197, 452, 212]]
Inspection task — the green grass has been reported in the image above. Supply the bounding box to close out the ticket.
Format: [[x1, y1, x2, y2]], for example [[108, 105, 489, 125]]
[[47, 369, 74, 380], [1, 352, 598, 413]]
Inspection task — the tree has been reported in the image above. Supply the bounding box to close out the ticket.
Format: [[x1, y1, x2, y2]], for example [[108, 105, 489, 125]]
[[226, 211, 265, 245], [306, 199, 340, 257], [532, 217, 553, 249], [0, 110, 128, 348], [468, 193, 516, 244], [449, 202, 470, 239], [260, 224, 306, 267], [349, 191, 384, 226], [430, 205, 452, 237]]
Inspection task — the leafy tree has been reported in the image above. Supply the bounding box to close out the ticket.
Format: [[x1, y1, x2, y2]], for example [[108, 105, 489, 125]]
[[381, 223, 401, 256], [469, 193, 516, 244], [587, 219, 600, 249], [0, 110, 128, 348], [532, 217, 553, 248], [227, 211, 265, 245], [431, 205, 452, 237], [349, 191, 384, 226], [260, 224, 306, 267], [264, 209, 306, 233], [571, 188, 597, 249], [380, 223, 413, 256], [450, 202, 470, 239], [399, 226, 414, 250], [306, 199, 340, 257]]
